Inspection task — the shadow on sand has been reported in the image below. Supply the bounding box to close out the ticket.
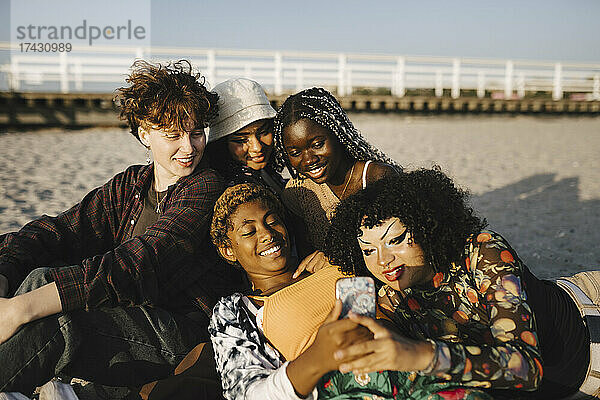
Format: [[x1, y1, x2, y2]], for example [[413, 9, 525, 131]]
[[471, 173, 600, 279]]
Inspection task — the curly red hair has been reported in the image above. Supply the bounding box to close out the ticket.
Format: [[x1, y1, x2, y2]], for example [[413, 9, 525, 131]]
[[115, 59, 218, 140]]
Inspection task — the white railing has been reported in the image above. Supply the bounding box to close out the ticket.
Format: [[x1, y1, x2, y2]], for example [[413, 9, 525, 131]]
[[1, 42, 599, 100]]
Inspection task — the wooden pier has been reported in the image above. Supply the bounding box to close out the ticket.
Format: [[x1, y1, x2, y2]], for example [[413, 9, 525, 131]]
[[1, 92, 598, 128]]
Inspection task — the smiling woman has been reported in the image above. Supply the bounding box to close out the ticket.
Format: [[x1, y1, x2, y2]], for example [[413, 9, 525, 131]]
[[273, 87, 400, 255], [206, 78, 285, 196], [207, 183, 493, 400], [208, 183, 351, 399], [357, 218, 433, 292], [325, 169, 599, 399], [138, 122, 207, 192], [283, 119, 348, 185], [225, 118, 274, 170], [0, 59, 245, 399], [211, 184, 292, 292]]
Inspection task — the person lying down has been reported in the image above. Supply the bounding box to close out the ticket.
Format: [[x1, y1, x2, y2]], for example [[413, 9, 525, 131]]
[[207, 183, 490, 400]]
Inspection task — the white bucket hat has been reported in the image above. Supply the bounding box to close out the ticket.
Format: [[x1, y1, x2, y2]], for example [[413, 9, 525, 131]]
[[209, 78, 276, 143]]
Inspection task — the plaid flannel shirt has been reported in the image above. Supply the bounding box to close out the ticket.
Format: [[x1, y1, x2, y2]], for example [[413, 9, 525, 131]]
[[0, 163, 244, 316]]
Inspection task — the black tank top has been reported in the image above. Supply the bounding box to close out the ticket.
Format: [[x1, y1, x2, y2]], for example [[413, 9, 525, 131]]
[[521, 266, 589, 398]]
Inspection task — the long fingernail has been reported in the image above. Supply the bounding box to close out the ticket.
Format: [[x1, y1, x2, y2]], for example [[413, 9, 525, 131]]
[[334, 350, 343, 360], [339, 364, 349, 373]]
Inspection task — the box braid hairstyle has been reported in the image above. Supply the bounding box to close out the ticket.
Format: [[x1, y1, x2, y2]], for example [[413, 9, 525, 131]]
[[273, 87, 401, 178]]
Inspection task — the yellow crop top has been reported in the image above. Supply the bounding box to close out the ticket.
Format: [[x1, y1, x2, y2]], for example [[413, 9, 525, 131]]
[[250, 267, 347, 361]]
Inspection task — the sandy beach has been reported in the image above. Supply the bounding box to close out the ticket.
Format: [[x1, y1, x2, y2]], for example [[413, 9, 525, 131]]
[[1, 115, 599, 279]]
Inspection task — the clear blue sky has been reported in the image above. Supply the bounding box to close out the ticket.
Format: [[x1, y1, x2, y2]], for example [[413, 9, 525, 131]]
[[1, 0, 599, 62]]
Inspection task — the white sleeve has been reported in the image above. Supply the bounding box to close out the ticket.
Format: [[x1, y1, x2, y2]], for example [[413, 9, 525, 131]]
[[209, 294, 318, 400], [246, 361, 318, 400]]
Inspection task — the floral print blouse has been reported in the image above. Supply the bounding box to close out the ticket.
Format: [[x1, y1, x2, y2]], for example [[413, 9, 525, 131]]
[[378, 230, 543, 392]]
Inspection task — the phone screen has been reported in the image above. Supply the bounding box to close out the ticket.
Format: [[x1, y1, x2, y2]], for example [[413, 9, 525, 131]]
[[335, 277, 376, 319]]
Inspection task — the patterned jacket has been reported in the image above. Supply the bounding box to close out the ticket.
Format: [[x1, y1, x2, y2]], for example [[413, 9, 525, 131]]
[[209, 293, 317, 400], [379, 231, 543, 391]]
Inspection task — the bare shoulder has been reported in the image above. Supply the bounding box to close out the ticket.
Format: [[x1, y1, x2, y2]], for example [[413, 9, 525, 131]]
[[366, 162, 399, 185]]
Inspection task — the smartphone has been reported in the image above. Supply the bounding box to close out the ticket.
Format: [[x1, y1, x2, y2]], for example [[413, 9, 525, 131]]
[[335, 277, 376, 319]]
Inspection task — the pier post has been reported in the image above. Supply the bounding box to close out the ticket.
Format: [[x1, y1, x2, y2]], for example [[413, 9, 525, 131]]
[[74, 61, 83, 91], [477, 71, 485, 98], [207, 50, 216, 89], [394, 56, 405, 97], [435, 71, 443, 97], [274, 52, 283, 95], [552, 63, 563, 100], [517, 73, 525, 99], [338, 53, 347, 96], [346, 69, 353, 96], [9, 57, 20, 91], [504, 60, 513, 99], [593, 75, 600, 101], [451, 58, 460, 99], [59, 52, 68, 94], [295, 65, 303, 92]]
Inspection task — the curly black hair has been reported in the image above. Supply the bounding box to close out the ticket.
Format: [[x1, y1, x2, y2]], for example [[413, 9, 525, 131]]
[[115, 59, 218, 141], [324, 168, 487, 279]]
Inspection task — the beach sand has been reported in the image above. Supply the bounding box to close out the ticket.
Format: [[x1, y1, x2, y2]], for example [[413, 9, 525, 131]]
[[1, 115, 599, 279]]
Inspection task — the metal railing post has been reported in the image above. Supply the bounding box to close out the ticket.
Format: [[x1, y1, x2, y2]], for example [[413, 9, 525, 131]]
[[477, 71, 485, 98], [274, 52, 283, 95], [346, 69, 352, 96], [504, 60, 513, 99], [435, 70, 443, 97], [295, 65, 303, 92], [337, 53, 346, 96], [552, 63, 562, 100], [74, 61, 83, 91], [516, 73, 525, 99], [9, 57, 21, 91], [207, 50, 216, 88], [451, 58, 460, 99], [59, 52, 69, 93], [394, 56, 405, 97], [244, 65, 252, 79]]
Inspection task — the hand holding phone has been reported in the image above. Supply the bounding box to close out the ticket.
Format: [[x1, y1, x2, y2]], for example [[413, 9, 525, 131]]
[[335, 277, 376, 319]]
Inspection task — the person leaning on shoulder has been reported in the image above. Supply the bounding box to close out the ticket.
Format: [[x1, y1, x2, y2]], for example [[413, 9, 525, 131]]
[[273, 87, 400, 277], [0, 60, 244, 399], [324, 168, 600, 400], [206, 78, 285, 195], [207, 182, 494, 400]]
